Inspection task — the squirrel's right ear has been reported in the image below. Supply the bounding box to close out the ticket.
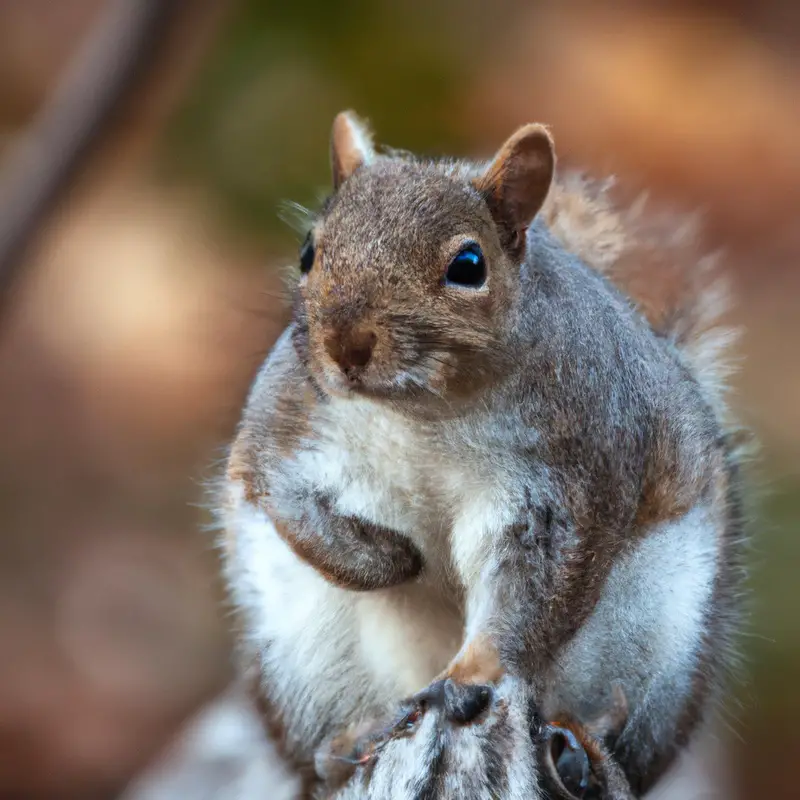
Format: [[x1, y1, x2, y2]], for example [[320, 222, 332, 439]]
[[474, 124, 555, 256], [331, 111, 375, 190]]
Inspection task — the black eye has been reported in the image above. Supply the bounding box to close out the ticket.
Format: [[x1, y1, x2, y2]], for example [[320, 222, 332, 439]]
[[444, 244, 486, 288], [299, 234, 315, 274]]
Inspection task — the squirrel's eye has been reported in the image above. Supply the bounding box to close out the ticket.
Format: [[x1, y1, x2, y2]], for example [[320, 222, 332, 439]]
[[299, 234, 315, 274], [444, 244, 486, 288]]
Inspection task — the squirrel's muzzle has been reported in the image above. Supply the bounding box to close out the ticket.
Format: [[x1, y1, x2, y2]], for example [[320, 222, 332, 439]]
[[324, 326, 377, 380]]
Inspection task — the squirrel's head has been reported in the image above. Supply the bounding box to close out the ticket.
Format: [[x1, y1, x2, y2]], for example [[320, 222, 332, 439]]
[[292, 111, 555, 409]]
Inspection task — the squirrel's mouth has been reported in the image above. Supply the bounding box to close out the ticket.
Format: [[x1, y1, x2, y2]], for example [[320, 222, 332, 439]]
[[314, 366, 422, 401], [315, 367, 370, 398], [312, 352, 452, 402]]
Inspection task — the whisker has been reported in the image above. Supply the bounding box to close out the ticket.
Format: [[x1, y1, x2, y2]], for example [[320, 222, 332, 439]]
[[277, 200, 315, 235]]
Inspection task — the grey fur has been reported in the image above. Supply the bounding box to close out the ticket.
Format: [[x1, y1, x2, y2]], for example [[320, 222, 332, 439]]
[[218, 118, 746, 799]]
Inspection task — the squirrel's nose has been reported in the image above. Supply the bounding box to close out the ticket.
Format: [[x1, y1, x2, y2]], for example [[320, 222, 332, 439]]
[[324, 328, 377, 376]]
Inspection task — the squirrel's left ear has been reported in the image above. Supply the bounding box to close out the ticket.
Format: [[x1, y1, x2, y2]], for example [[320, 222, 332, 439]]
[[474, 124, 555, 256], [331, 110, 375, 190]]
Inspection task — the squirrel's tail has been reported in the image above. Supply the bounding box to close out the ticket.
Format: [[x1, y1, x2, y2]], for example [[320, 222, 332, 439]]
[[543, 173, 739, 429]]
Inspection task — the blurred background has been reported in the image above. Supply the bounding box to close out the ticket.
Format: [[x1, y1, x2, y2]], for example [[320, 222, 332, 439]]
[[0, 1, 797, 798]]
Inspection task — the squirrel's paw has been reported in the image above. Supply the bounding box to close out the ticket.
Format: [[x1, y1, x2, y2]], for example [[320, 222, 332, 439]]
[[409, 677, 493, 725]]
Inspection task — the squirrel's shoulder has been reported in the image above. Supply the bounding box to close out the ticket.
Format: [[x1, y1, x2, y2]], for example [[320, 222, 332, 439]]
[[540, 171, 737, 429], [227, 327, 317, 495]]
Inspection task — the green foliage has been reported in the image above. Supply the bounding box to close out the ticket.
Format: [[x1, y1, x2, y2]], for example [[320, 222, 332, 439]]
[[160, 0, 480, 245]]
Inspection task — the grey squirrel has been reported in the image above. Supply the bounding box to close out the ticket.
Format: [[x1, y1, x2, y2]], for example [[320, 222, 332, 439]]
[[218, 111, 746, 798]]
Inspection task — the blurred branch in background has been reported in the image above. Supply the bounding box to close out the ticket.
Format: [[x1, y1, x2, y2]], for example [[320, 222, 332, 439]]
[[0, 0, 175, 321], [0, 2, 247, 799]]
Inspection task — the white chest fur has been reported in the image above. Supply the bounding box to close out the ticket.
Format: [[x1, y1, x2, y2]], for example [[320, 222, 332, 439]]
[[222, 479, 461, 729], [221, 396, 519, 741], [296, 396, 518, 573], [299, 398, 436, 537]]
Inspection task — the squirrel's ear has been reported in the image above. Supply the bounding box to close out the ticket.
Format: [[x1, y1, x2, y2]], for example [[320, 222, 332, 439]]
[[474, 124, 555, 255], [331, 111, 375, 190]]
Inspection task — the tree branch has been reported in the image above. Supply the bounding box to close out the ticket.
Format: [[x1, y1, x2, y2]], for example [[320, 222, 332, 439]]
[[0, 0, 180, 321]]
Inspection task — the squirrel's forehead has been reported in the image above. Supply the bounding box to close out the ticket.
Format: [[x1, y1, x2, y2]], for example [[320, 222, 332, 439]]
[[322, 163, 484, 235]]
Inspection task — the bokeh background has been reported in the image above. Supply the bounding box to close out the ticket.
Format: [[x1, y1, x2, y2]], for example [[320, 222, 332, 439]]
[[0, 1, 798, 798]]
